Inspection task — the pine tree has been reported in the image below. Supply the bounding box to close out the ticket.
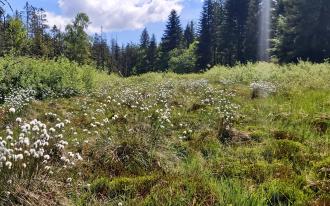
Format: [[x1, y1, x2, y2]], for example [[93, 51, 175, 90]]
[[159, 10, 183, 70]]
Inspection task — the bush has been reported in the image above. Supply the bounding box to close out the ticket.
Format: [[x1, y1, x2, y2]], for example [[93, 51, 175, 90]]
[[0, 56, 98, 100], [168, 42, 197, 74]]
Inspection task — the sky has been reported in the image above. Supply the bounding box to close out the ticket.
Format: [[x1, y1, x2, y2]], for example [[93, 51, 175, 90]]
[[8, 0, 203, 45]]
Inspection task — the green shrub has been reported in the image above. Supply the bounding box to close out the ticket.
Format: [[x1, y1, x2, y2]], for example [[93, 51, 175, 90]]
[[168, 42, 197, 74], [0, 56, 100, 100], [262, 140, 309, 170]]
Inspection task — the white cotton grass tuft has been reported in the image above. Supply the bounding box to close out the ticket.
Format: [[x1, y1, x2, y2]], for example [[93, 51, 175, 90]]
[[250, 81, 276, 98], [0, 117, 83, 189], [9, 108, 16, 113]]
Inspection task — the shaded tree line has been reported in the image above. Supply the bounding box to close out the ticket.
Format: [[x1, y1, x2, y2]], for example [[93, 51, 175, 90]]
[[1, 0, 330, 76]]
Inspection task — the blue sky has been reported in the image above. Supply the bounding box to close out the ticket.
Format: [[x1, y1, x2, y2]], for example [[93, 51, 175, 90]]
[[9, 0, 202, 45]]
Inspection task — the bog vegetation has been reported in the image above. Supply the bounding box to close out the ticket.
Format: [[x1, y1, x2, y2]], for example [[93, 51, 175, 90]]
[[0, 57, 329, 205]]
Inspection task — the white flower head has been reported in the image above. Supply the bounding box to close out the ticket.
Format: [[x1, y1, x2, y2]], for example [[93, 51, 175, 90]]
[[9, 108, 16, 113]]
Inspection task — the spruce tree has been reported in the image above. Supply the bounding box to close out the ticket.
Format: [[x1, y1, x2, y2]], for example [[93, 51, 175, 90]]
[[140, 28, 150, 49], [29, 7, 49, 56], [92, 33, 110, 70], [147, 34, 158, 72], [159, 10, 183, 70], [136, 28, 150, 74], [212, 0, 224, 65], [196, 0, 214, 71], [50, 25, 64, 58], [274, 0, 330, 62], [243, 0, 260, 62], [183, 21, 195, 48], [220, 0, 249, 65]]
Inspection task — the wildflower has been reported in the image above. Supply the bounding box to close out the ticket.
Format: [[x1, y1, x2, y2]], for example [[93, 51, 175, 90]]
[[5, 161, 12, 169], [32, 125, 40, 132], [16, 117, 22, 123], [68, 152, 75, 158], [76, 153, 83, 160], [24, 150, 31, 156], [9, 108, 16, 113], [44, 155, 50, 160], [6, 136, 13, 141], [14, 154, 24, 161]]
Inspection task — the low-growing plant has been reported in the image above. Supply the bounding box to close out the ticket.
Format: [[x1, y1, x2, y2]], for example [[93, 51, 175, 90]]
[[258, 180, 309, 205], [0, 117, 83, 197]]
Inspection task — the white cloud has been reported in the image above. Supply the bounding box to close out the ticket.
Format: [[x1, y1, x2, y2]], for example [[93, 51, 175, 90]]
[[46, 0, 183, 33], [46, 11, 71, 31]]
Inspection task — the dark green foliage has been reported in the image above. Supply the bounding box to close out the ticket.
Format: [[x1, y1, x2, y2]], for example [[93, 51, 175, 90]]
[[146, 34, 158, 72], [183, 21, 195, 48], [159, 10, 183, 71], [220, 0, 250, 66], [273, 0, 330, 63], [196, 0, 215, 71], [50, 25, 64, 58], [244, 0, 260, 62], [91, 33, 110, 71], [136, 28, 150, 74]]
